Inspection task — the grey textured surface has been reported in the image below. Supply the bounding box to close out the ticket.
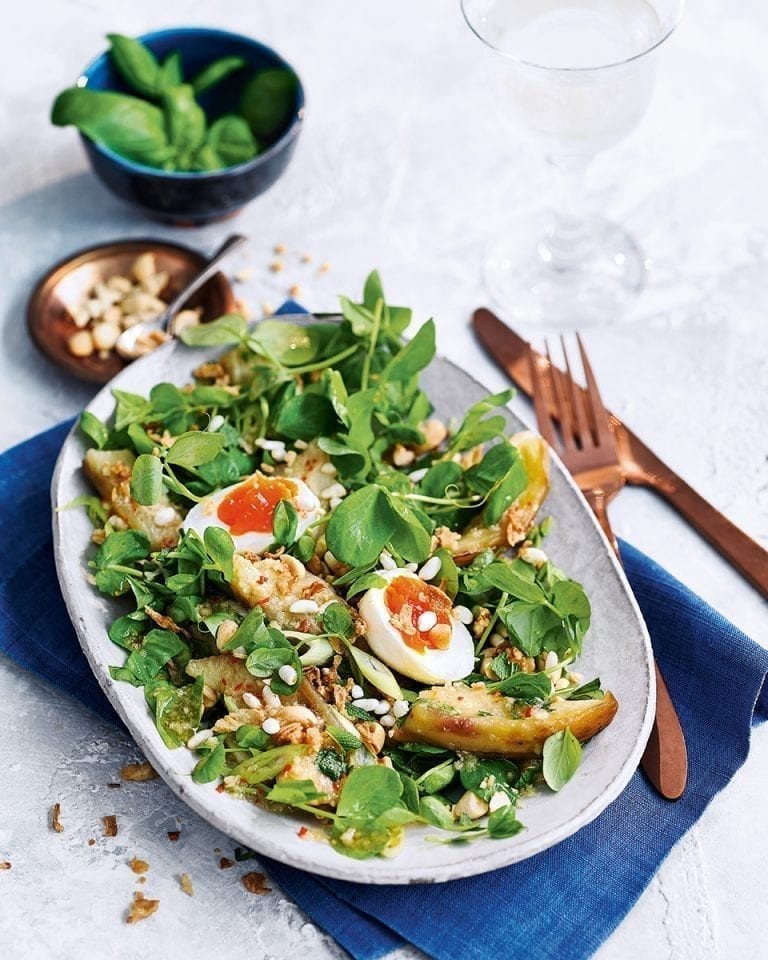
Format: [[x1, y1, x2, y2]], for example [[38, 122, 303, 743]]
[[1, 0, 767, 956]]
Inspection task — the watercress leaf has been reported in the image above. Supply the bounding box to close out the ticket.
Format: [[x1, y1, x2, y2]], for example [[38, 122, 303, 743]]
[[165, 431, 226, 468], [191, 55, 247, 94], [419, 795, 454, 830], [130, 453, 163, 505], [481, 562, 546, 603], [108, 614, 147, 651], [487, 804, 524, 838], [192, 739, 227, 783], [162, 84, 207, 157], [203, 526, 235, 581], [382, 318, 435, 383], [434, 548, 459, 600], [460, 757, 519, 799], [362, 270, 385, 311], [93, 529, 150, 570], [180, 312, 246, 346], [465, 443, 518, 496], [339, 296, 376, 336], [399, 774, 421, 815], [266, 779, 328, 805], [345, 571, 387, 599], [551, 579, 591, 620], [419, 760, 456, 795], [385, 495, 432, 563], [123, 628, 186, 685], [205, 114, 257, 167], [58, 493, 109, 527], [272, 499, 298, 547], [241, 67, 298, 141], [127, 422, 156, 454], [235, 724, 271, 750], [497, 601, 561, 657], [326, 485, 396, 567], [542, 727, 582, 791], [107, 33, 161, 97], [419, 461, 463, 499], [79, 411, 108, 449], [491, 671, 552, 702], [330, 819, 392, 859], [112, 389, 153, 430], [275, 392, 338, 441], [486, 458, 529, 526], [221, 606, 266, 651], [245, 644, 295, 678], [445, 389, 515, 454], [321, 602, 354, 639], [346, 644, 402, 700], [566, 678, 604, 701], [292, 534, 316, 564], [52, 88, 173, 167], [336, 765, 403, 820]]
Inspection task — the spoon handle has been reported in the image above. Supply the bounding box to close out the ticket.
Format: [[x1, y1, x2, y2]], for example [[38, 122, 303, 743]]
[[164, 233, 248, 333]]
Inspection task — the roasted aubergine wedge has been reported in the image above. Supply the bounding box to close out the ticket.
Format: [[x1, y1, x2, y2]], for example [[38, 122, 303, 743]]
[[394, 681, 618, 758]]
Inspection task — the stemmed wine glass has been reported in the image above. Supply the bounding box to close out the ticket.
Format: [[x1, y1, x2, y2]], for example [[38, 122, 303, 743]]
[[462, 0, 684, 326]]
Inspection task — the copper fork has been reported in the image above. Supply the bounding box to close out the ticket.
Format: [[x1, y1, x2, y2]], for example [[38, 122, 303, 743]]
[[529, 337, 688, 801]]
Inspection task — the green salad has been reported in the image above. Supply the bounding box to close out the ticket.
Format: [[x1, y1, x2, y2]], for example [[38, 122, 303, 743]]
[[73, 272, 618, 860]]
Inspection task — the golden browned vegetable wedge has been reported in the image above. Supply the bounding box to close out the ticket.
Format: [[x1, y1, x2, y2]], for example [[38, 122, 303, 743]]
[[453, 431, 550, 563], [83, 449, 182, 550], [185, 654, 263, 705], [393, 682, 618, 758]]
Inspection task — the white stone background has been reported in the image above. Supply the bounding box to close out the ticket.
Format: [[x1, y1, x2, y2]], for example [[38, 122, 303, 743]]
[[1, 0, 767, 957]]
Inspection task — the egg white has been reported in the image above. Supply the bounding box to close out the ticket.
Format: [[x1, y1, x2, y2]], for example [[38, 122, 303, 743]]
[[183, 472, 323, 555], [358, 569, 474, 684]]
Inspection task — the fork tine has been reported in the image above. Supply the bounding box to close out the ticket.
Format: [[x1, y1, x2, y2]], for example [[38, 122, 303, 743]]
[[527, 346, 558, 449], [561, 335, 594, 449], [575, 333, 615, 449], [545, 340, 577, 453]]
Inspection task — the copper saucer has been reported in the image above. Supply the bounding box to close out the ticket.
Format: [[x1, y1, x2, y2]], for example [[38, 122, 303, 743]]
[[27, 238, 238, 384]]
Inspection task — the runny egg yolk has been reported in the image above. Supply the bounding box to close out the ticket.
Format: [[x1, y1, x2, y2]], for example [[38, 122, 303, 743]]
[[216, 475, 298, 536], [384, 576, 453, 653]]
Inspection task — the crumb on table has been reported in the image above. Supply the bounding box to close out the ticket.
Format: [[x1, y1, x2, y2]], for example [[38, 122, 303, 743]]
[[50, 803, 63, 834], [120, 762, 157, 782], [126, 891, 159, 924], [102, 815, 118, 838], [242, 872, 272, 895]]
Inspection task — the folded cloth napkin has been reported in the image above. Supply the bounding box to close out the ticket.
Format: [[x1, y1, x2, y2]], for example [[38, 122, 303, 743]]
[[2, 420, 767, 960]]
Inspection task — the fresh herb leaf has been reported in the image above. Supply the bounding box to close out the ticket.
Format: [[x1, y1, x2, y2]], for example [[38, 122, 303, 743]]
[[240, 68, 298, 142], [165, 431, 226, 468], [542, 728, 582, 792], [335, 766, 403, 820], [203, 526, 235, 581], [192, 739, 227, 783], [321, 602, 354, 639], [235, 725, 271, 750], [272, 499, 298, 547], [130, 453, 163, 505], [487, 804, 524, 838], [79, 411, 108, 449], [327, 485, 395, 567], [51, 88, 173, 166], [316, 748, 346, 782], [266, 779, 328, 805], [566, 678, 604, 701], [107, 33, 161, 98], [191, 55, 247, 94], [203, 115, 257, 168], [180, 313, 247, 346], [327, 726, 363, 752]]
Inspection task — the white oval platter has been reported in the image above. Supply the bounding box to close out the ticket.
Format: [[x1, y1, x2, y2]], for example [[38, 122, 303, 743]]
[[52, 326, 655, 884]]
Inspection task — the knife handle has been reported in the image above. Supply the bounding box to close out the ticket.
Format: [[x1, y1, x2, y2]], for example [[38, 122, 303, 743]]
[[641, 663, 688, 800], [644, 469, 768, 599]]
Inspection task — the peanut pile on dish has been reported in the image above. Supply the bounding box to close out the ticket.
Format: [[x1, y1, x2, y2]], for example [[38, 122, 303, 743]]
[[66, 252, 201, 361]]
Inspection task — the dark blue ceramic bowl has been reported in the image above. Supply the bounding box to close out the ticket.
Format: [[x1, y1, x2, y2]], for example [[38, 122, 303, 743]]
[[78, 27, 304, 225]]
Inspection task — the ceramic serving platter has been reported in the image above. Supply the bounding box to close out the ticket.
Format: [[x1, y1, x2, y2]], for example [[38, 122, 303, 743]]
[[51, 323, 655, 884]]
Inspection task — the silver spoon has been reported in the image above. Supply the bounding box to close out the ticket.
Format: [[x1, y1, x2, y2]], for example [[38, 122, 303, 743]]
[[116, 233, 248, 358]]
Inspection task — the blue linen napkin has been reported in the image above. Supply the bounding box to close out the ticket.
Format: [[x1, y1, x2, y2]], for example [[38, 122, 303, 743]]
[[1, 421, 767, 960]]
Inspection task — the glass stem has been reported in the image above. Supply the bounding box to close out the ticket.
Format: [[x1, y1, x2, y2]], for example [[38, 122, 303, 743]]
[[539, 155, 594, 270]]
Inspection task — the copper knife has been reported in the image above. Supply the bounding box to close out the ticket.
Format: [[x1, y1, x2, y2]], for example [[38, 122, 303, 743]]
[[473, 307, 768, 599]]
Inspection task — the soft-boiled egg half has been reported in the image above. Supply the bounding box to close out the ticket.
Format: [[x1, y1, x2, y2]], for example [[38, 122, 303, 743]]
[[358, 569, 474, 684], [183, 471, 324, 554]]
